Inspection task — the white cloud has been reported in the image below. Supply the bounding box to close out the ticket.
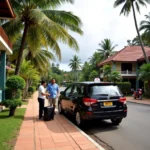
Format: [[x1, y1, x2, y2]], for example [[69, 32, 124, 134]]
[[54, 0, 150, 71]]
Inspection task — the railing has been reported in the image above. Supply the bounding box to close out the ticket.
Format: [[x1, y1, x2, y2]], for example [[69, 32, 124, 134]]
[[0, 26, 12, 49], [119, 70, 136, 75], [100, 70, 137, 78]]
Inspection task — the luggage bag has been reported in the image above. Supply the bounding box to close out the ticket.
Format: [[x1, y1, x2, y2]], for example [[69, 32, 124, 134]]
[[44, 106, 54, 121]]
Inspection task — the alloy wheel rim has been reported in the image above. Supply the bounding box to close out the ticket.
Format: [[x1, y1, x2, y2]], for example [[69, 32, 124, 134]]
[[76, 112, 81, 125]]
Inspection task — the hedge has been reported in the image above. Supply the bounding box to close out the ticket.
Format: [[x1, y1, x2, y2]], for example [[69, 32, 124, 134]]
[[116, 82, 131, 95], [28, 86, 36, 93]]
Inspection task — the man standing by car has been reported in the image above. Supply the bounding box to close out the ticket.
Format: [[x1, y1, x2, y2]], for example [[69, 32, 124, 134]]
[[38, 81, 49, 119], [47, 78, 59, 114]]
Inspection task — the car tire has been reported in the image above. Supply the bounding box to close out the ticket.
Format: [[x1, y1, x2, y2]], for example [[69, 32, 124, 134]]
[[58, 102, 64, 114], [111, 118, 122, 125], [75, 111, 84, 127]]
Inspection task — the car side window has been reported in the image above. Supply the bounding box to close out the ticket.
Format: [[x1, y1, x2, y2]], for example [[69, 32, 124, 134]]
[[65, 86, 72, 97], [76, 85, 85, 96], [65, 86, 77, 97]]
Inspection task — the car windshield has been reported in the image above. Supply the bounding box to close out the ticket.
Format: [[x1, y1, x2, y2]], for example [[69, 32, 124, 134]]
[[88, 85, 122, 96]]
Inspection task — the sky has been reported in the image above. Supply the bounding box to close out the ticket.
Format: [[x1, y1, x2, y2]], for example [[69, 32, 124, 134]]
[[54, 0, 150, 71]]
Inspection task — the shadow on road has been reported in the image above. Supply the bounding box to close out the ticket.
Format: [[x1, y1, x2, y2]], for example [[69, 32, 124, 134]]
[[63, 112, 118, 133]]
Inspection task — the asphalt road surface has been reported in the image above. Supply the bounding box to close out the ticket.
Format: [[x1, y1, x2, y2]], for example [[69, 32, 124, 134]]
[[81, 102, 150, 150], [59, 87, 150, 150]]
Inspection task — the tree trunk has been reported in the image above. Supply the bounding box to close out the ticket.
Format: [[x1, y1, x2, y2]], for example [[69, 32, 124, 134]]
[[23, 80, 29, 99], [9, 108, 16, 116], [131, 2, 149, 63], [15, 23, 29, 75]]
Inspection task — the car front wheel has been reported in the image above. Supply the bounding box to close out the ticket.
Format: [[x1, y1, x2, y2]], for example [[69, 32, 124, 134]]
[[58, 102, 64, 114], [111, 118, 122, 125]]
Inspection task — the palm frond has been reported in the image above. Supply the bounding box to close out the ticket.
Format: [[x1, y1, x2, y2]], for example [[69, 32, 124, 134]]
[[42, 10, 83, 35]]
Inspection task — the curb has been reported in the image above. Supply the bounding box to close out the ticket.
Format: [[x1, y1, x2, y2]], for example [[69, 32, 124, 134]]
[[60, 112, 105, 150], [127, 101, 150, 106]]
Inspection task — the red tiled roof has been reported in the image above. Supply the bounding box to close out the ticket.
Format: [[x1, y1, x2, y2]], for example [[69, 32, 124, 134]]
[[138, 50, 150, 61], [97, 46, 150, 66]]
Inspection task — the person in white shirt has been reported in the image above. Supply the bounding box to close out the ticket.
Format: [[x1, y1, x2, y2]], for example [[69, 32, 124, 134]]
[[38, 81, 49, 119]]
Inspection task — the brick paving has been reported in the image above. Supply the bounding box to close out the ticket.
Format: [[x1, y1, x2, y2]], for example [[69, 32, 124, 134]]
[[14, 92, 103, 150]]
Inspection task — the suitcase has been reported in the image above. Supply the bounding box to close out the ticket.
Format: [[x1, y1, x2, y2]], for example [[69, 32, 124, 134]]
[[44, 106, 54, 121]]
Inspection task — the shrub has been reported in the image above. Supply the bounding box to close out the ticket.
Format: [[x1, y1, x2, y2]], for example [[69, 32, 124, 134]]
[[2, 99, 22, 116], [4, 75, 25, 116], [144, 81, 150, 97], [5, 88, 22, 99], [28, 86, 36, 93], [2, 99, 22, 109], [6, 75, 25, 90], [116, 82, 131, 95]]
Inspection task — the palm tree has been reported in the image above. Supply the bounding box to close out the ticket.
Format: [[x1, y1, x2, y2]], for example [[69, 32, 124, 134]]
[[8, 38, 55, 74], [103, 65, 111, 81], [109, 71, 122, 82], [139, 63, 150, 93], [114, 0, 150, 63], [89, 52, 103, 70], [68, 55, 82, 81], [19, 59, 40, 98], [2, 0, 83, 75], [97, 39, 117, 60], [139, 12, 150, 46]]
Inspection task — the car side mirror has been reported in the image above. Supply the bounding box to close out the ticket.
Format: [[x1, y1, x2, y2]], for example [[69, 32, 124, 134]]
[[60, 91, 65, 95]]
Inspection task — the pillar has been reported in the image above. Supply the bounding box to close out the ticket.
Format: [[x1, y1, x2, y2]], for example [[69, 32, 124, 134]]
[[0, 51, 6, 102], [112, 62, 116, 70]]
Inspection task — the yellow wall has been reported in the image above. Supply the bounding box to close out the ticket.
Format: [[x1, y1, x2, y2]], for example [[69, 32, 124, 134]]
[[106, 62, 136, 71]]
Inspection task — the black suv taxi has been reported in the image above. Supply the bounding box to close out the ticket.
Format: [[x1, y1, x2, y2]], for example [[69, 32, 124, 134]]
[[58, 82, 127, 127]]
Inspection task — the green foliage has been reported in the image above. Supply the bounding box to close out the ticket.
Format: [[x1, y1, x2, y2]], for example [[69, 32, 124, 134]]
[[6, 75, 25, 90], [139, 63, 150, 81], [51, 66, 62, 75], [97, 39, 117, 60], [2, 99, 22, 109], [109, 71, 122, 82], [103, 65, 111, 81], [89, 70, 99, 81], [5, 88, 22, 99], [28, 86, 36, 93], [144, 81, 150, 97], [81, 62, 91, 81], [3, 0, 83, 74], [69, 55, 82, 81], [116, 82, 131, 95], [0, 108, 26, 150]]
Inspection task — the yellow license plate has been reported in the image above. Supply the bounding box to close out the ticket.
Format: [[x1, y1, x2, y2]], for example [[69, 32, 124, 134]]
[[104, 102, 113, 107]]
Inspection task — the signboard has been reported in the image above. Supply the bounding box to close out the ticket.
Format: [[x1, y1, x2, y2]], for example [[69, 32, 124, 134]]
[[94, 78, 100, 82], [0, 90, 2, 102]]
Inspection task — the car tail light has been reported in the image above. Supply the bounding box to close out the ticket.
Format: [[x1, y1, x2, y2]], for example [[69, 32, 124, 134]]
[[119, 97, 126, 104], [82, 98, 97, 106]]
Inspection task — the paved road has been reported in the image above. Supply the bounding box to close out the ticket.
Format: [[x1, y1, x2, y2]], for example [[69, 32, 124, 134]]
[[82, 103, 150, 150]]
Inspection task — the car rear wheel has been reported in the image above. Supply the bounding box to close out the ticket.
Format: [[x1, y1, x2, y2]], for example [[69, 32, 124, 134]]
[[111, 118, 122, 125], [75, 111, 83, 127], [58, 102, 64, 114]]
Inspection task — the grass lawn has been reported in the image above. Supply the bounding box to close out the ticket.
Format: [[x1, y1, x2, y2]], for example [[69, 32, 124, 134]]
[[0, 108, 26, 150]]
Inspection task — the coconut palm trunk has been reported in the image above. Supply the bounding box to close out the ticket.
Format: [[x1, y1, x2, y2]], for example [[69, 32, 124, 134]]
[[15, 24, 29, 75], [131, 2, 149, 63]]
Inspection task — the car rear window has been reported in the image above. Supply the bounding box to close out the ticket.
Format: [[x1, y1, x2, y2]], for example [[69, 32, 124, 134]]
[[88, 85, 122, 96]]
